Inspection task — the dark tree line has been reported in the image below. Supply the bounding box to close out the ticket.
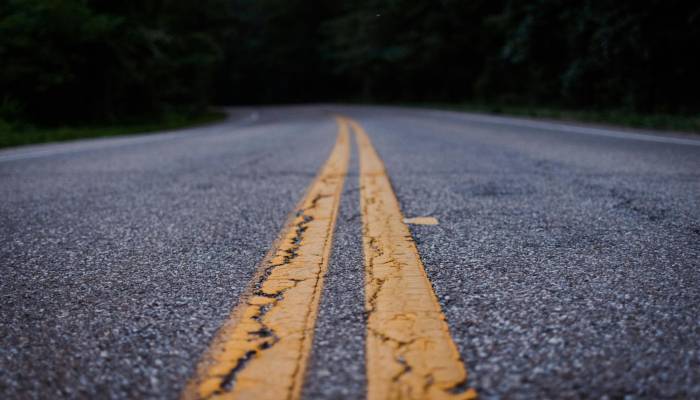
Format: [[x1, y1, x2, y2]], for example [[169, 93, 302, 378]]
[[1, 0, 699, 125], [1, 0, 234, 123]]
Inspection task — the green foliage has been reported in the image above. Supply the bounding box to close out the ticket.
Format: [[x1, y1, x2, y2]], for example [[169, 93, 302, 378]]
[[0, 0, 233, 124], [318, 0, 700, 114], [0, 111, 226, 148], [417, 102, 700, 133], [1, 0, 698, 129]]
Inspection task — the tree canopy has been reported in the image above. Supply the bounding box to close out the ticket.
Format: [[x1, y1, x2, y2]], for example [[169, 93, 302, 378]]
[[1, 0, 698, 125]]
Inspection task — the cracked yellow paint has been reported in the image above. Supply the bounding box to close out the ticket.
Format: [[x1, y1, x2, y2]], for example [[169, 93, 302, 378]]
[[183, 118, 350, 400], [403, 217, 439, 226], [348, 117, 477, 400]]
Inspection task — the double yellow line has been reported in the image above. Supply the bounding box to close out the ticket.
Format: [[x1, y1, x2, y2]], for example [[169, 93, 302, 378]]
[[183, 117, 476, 400]]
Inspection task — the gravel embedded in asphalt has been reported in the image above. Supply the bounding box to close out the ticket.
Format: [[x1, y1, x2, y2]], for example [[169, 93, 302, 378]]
[[302, 145, 366, 400], [1, 105, 699, 399], [0, 109, 335, 399], [349, 108, 700, 398]]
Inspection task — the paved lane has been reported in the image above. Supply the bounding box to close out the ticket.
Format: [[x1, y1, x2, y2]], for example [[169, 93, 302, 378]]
[[1, 106, 699, 399], [0, 108, 337, 399], [185, 118, 350, 400], [341, 107, 700, 398]]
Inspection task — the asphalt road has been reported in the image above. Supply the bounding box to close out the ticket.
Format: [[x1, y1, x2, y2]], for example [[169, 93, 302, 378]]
[[1, 106, 699, 399]]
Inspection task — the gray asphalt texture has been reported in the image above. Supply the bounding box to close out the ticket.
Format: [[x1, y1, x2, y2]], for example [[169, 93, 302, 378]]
[[1, 105, 699, 399], [303, 137, 366, 400]]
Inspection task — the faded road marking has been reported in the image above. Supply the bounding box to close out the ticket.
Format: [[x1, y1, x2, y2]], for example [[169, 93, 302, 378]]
[[403, 217, 439, 226], [348, 117, 476, 400], [183, 118, 350, 400]]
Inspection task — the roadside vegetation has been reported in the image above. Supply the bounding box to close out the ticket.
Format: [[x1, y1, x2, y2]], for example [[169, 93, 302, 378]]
[[0, 112, 225, 149], [419, 104, 700, 133], [1, 0, 698, 147]]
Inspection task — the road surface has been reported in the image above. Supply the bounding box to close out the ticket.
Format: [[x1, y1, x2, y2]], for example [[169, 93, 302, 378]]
[[1, 106, 699, 399]]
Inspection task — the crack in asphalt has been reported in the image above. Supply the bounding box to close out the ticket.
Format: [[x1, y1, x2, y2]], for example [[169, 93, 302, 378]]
[[183, 117, 351, 400], [352, 116, 477, 400], [206, 209, 316, 399]]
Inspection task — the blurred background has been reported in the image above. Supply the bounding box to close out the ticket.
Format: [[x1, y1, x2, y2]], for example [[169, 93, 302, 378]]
[[1, 0, 699, 146]]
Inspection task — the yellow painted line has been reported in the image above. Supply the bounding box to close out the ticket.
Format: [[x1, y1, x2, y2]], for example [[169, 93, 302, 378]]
[[183, 118, 350, 400], [347, 117, 477, 400], [403, 217, 439, 226]]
